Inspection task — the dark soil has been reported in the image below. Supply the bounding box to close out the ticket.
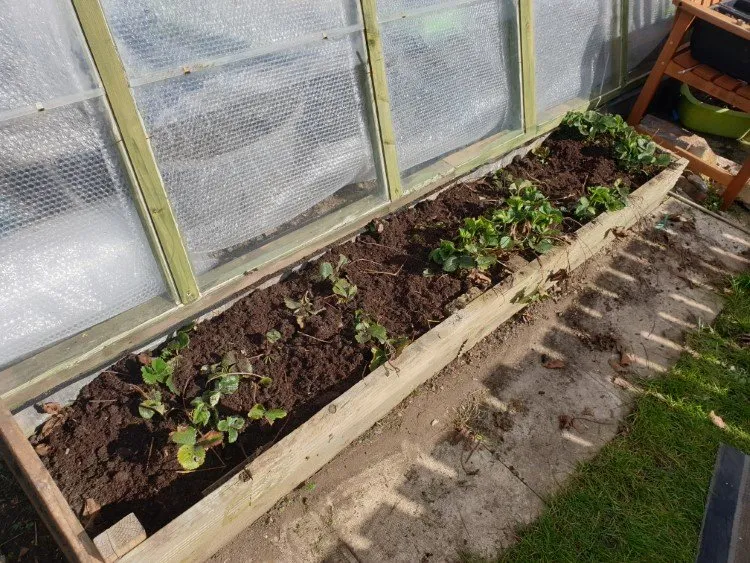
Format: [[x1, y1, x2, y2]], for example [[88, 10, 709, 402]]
[[25, 129, 663, 546], [692, 89, 744, 113], [504, 134, 655, 210]]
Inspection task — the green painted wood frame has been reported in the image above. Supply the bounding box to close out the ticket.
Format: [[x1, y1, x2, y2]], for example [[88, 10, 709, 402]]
[[360, 0, 404, 201], [71, 0, 200, 305]]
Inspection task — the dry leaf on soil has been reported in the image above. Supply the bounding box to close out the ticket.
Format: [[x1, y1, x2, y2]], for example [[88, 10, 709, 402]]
[[137, 353, 153, 366], [40, 402, 62, 415], [39, 415, 64, 439], [542, 355, 566, 369]]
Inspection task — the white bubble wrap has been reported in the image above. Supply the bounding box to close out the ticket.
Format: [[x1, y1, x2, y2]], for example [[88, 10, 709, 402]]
[[534, 0, 619, 116], [0, 3, 166, 368], [379, 0, 522, 177], [99, 1, 378, 275], [628, 0, 674, 73]]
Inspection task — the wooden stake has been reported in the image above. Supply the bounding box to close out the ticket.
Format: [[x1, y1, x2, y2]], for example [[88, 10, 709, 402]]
[[518, 0, 537, 133], [619, 0, 629, 87], [360, 0, 404, 201], [93, 513, 146, 563], [0, 399, 102, 562], [71, 0, 200, 305]]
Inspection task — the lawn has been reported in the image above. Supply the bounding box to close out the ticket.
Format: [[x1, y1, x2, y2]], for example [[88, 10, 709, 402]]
[[491, 274, 750, 562]]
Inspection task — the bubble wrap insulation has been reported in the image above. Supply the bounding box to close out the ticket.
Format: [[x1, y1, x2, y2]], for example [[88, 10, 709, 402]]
[[628, 0, 674, 73], [0, 6, 166, 368], [379, 0, 522, 176], [0, 0, 98, 111], [99, 0, 362, 77], [99, 1, 377, 276], [534, 0, 619, 116]]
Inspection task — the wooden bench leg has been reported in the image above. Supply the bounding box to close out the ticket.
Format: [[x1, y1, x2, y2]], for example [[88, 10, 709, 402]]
[[721, 158, 750, 210], [627, 9, 695, 126]]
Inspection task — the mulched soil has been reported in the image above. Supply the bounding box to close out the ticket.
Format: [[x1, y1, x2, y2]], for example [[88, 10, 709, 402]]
[[20, 128, 662, 552]]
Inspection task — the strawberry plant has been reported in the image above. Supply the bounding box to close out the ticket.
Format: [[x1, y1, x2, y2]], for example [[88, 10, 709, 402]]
[[561, 110, 670, 171], [139, 327, 191, 396], [248, 404, 288, 425], [561, 110, 627, 140], [167, 350, 287, 470], [430, 181, 561, 272], [430, 217, 511, 273], [613, 128, 671, 171], [138, 389, 166, 420], [574, 181, 629, 220], [491, 181, 562, 254], [354, 310, 409, 371], [170, 427, 223, 471], [320, 254, 358, 303], [285, 291, 324, 328], [216, 416, 245, 443]]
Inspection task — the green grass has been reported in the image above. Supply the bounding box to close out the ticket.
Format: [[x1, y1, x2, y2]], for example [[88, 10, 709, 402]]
[[493, 273, 750, 563]]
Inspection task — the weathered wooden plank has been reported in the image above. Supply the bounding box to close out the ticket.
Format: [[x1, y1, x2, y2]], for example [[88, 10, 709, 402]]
[[93, 514, 146, 563], [119, 157, 687, 563], [0, 399, 102, 562], [71, 0, 200, 304], [360, 0, 403, 201]]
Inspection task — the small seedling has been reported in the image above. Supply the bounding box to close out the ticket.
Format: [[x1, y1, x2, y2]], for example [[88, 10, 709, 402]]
[[532, 145, 551, 164], [138, 389, 166, 420], [216, 416, 245, 443], [703, 184, 722, 212], [266, 329, 282, 344], [320, 255, 358, 303], [171, 426, 223, 471], [248, 404, 288, 425], [285, 291, 325, 328], [354, 310, 410, 371]]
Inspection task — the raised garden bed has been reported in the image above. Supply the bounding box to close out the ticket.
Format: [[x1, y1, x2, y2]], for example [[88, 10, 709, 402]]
[[2, 113, 687, 562]]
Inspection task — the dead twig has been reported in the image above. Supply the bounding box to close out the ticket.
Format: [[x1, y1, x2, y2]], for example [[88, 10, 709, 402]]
[[145, 438, 155, 471], [362, 259, 407, 277], [297, 332, 332, 344]]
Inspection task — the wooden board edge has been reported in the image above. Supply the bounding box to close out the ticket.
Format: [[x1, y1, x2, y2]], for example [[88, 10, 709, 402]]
[[93, 513, 146, 563], [0, 398, 103, 562], [119, 156, 687, 563]]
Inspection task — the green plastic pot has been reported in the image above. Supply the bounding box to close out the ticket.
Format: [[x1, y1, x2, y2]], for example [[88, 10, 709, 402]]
[[677, 84, 750, 144]]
